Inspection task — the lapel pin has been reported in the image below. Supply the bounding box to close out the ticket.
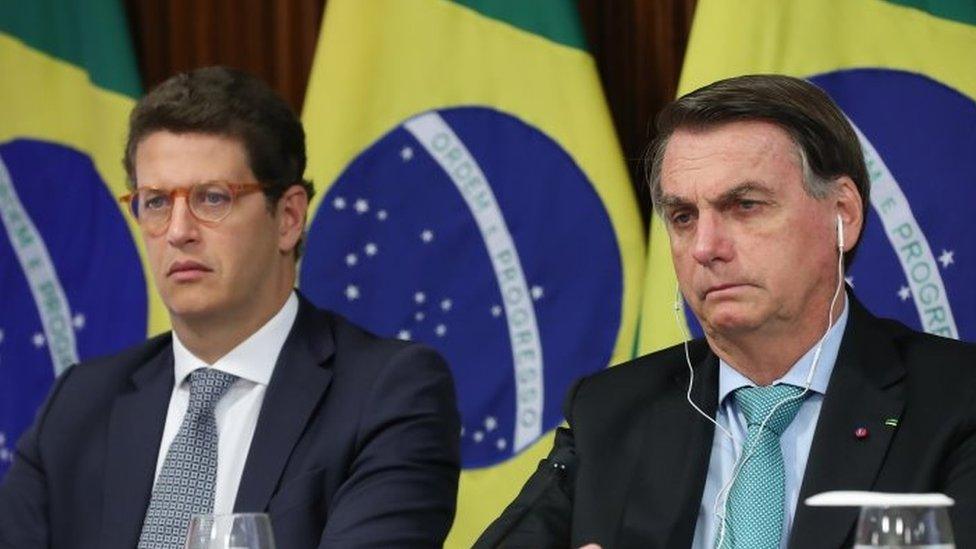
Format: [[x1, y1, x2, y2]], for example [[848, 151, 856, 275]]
[[884, 418, 899, 428], [855, 427, 869, 440]]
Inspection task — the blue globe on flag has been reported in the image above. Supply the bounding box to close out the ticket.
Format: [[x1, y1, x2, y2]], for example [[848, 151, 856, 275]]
[[0, 139, 146, 477], [812, 69, 975, 343], [300, 107, 624, 468]]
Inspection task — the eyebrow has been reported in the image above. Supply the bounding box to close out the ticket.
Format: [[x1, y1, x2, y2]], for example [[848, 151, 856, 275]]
[[713, 181, 775, 206], [660, 181, 776, 211]]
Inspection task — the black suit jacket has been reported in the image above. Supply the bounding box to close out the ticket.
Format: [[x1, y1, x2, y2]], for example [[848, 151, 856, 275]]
[[0, 295, 461, 548], [476, 298, 976, 548]]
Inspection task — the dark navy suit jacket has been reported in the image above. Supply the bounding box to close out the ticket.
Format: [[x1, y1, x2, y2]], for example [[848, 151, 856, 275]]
[[0, 295, 461, 548]]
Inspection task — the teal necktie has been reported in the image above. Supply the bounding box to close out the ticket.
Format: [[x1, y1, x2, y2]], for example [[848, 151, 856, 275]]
[[718, 384, 808, 549]]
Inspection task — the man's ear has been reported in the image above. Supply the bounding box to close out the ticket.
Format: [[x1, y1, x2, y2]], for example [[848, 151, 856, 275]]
[[276, 185, 309, 255], [834, 175, 863, 253]]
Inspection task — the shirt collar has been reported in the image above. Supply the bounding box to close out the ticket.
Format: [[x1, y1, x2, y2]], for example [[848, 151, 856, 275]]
[[717, 295, 850, 405], [172, 291, 300, 386]]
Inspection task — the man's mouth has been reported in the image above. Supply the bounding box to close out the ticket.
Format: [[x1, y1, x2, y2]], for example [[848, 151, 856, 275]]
[[703, 283, 748, 298], [167, 260, 212, 280]]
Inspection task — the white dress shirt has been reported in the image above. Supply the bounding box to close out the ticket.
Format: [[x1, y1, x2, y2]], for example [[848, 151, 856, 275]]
[[692, 297, 850, 548], [152, 292, 299, 514]]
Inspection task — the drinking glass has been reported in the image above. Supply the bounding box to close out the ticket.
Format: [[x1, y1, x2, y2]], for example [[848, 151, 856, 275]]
[[184, 513, 277, 549], [806, 491, 955, 549], [855, 505, 955, 548]]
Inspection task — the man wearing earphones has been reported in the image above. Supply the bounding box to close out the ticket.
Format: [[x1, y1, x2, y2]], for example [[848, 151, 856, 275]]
[[476, 74, 976, 548]]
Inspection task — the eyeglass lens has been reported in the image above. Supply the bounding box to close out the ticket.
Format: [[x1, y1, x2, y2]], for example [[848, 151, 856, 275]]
[[130, 182, 235, 231]]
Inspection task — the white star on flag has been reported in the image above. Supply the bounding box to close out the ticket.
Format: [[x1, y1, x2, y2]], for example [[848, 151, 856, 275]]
[[344, 285, 360, 301], [898, 285, 911, 301], [32, 333, 45, 348], [354, 198, 369, 214], [440, 299, 452, 312], [435, 324, 447, 337], [845, 276, 855, 287], [414, 291, 426, 304], [397, 329, 412, 341], [345, 253, 358, 267], [484, 416, 497, 432], [496, 438, 507, 451], [473, 431, 484, 443], [420, 229, 434, 243], [415, 311, 425, 322], [531, 285, 544, 300], [939, 249, 955, 268], [332, 196, 347, 210], [376, 209, 388, 221], [400, 146, 414, 161], [490, 305, 502, 317], [72, 313, 85, 330], [364, 243, 378, 256]]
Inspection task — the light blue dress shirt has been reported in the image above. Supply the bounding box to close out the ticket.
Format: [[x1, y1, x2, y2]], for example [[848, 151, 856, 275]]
[[691, 298, 850, 548]]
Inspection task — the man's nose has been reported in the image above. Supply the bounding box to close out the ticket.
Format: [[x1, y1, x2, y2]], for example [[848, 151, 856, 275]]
[[166, 197, 200, 246], [690, 211, 733, 265]]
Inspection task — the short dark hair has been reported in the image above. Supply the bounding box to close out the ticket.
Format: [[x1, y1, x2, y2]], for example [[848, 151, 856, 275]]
[[645, 74, 869, 266], [123, 66, 316, 259]]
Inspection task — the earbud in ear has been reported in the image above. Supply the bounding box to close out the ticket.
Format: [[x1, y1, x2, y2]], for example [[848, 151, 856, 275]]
[[836, 214, 844, 251]]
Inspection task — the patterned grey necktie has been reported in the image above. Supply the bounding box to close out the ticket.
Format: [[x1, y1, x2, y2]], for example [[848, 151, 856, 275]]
[[138, 368, 238, 549]]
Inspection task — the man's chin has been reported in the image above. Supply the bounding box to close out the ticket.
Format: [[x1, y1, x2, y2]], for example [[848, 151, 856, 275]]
[[162, 292, 221, 322], [701, 307, 763, 336]]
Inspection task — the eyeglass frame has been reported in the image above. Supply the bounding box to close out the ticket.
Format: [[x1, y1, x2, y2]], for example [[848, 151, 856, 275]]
[[118, 181, 265, 235]]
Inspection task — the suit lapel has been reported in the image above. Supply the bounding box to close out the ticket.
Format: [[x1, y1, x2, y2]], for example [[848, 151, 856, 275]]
[[233, 298, 335, 512], [617, 342, 718, 547], [789, 299, 906, 549], [100, 343, 174, 549]]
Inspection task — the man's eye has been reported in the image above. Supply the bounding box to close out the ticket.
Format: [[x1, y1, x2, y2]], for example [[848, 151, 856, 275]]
[[143, 194, 169, 210], [671, 212, 692, 226], [199, 190, 231, 205], [737, 199, 761, 211]]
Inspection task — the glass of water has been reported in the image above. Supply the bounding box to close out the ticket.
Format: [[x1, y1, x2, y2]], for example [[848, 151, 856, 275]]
[[184, 513, 277, 549]]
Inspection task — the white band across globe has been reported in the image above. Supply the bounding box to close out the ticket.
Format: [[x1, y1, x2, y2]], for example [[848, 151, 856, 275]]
[[0, 153, 79, 374], [405, 112, 545, 452], [851, 121, 958, 339]]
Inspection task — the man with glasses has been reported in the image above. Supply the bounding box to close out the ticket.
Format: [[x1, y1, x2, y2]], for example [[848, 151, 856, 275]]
[[0, 67, 461, 549]]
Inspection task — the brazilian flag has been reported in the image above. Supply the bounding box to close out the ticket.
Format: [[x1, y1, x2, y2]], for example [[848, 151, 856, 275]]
[[298, 0, 644, 545], [640, 0, 976, 352], [0, 1, 155, 478]]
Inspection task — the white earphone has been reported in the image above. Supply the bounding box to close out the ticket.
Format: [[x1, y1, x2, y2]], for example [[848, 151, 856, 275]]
[[837, 213, 844, 251]]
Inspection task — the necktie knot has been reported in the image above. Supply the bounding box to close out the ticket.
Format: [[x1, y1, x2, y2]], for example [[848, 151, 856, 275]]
[[733, 384, 807, 436], [187, 368, 238, 414]]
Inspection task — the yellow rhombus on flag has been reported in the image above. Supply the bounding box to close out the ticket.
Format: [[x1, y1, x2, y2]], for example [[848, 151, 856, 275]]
[[639, 0, 976, 353], [300, 0, 644, 545]]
